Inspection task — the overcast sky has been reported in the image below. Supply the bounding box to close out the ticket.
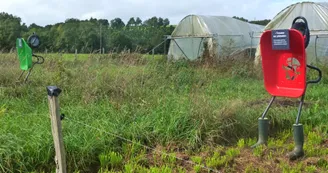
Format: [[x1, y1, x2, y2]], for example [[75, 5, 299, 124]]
[[0, 0, 324, 26]]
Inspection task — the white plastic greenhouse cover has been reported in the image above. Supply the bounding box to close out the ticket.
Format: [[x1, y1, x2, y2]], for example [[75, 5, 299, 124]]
[[255, 1, 328, 65], [168, 15, 265, 60]]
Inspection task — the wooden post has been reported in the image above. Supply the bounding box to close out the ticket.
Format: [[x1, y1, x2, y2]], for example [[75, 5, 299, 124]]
[[75, 49, 78, 61], [164, 38, 167, 55], [99, 24, 102, 54], [47, 86, 67, 173], [152, 49, 155, 59]]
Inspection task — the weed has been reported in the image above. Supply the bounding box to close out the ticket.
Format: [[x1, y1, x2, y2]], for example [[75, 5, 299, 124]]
[[246, 138, 257, 147], [317, 159, 328, 169], [280, 162, 304, 173], [307, 131, 323, 145], [193, 165, 201, 173], [266, 150, 274, 160], [177, 166, 187, 173], [99, 153, 111, 169], [237, 138, 245, 148], [245, 164, 265, 173], [191, 156, 202, 165], [191, 156, 202, 172], [1, 53, 328, 172], [305, 165, 317, 173], [205, 155, 227, 169], [225, 148, 240, 158], [161, 153, 176, 167], [252, 145, 265, 157], [124, 163, 134, 173], [99, 151, 123, 170]]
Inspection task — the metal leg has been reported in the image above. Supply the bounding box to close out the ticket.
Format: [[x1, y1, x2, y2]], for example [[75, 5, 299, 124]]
[[17, 70, 26, 81], [295, 93, 306, 125], [261, 96, 276, 119], [23, 62, 37, 83], [17, 55, 45, 83], [24, 69, 32, 83]]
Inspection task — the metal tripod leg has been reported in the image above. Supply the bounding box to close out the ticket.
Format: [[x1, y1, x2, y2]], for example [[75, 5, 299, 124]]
[[23, 68, 33, 83], [23, 63, 37, 83], [295, 93, 306, 125], [261, 96, 276, 119], [17, 62, 37, 83], [17, 70, 26, 81], [17, 55, 45, 83]]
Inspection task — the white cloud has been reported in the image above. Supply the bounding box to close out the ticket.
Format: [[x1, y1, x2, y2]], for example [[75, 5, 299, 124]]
[[0, 0, 324, 26]]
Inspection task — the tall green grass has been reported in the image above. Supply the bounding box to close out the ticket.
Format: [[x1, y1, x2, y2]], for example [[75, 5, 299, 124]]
[[0, 53, 327, 172]]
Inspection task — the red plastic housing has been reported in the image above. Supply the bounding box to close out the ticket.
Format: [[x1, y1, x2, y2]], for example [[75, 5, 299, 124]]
[[260, 29, 306, 98]]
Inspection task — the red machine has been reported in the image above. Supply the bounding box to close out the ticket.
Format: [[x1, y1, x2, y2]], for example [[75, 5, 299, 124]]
[[252, 17, 322, 160], [261, 29, 306, 98]]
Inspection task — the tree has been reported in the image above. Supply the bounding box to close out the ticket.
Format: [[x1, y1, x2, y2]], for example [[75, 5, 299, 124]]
[[0, 12, 23, 51], [158, 17, 164, 27], [127, 17, 136, 27], [89, 17, 98, 23], [144, 17, 158, 27], [0, 12, 176, 53], [65, 18, 80, 23], [250, 19, 271, 26], [135, 17, 142, 26], [109, 31, 132, 52], [163, 18, 170, 27], [28, 23, 43, 30], [110, 18, 125, 29], [232, 16, 248, 22], [98, 19, 109, 26], [21, 23, 28, 33]]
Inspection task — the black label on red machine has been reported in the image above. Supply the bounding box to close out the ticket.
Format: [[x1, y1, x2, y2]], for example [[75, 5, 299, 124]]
[[272, 29, 290, 50]]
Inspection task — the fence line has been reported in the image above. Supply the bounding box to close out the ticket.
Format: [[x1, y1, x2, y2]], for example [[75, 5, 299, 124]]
[[65, 116, 221, 173]]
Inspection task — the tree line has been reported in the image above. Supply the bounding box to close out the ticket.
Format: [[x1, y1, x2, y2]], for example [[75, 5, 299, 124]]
[[232, 16, 271, 26], [0, 12, 174, 54], [0, 12, 270, 54]]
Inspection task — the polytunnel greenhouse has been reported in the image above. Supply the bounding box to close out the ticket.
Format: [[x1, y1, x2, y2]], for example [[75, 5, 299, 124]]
[[167, 15, 265, 61], [255, 1, 328, 65]]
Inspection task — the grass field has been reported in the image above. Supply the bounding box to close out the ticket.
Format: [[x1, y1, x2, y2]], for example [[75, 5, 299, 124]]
[[1, 52, 328, 172]]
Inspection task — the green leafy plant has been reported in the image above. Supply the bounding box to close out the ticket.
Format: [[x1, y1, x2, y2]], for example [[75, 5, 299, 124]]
[[98, 151, 123, 170], [193, 165, 201, 173], [226, 148, 240, 158], [99, 152, 111, 169], [266, 150, 273, 160], [245, 164, 263, 173], [318, 158, 328, 169], [237, 138, 245, 148], [124, 163, 134, 173], [109, 152, 123, 169], [205, 155, 227, 169], [307, 131, 323, 145], [305, 165, 317, 173], [247, 138, 257, 147], [253, 145, 264, 157], [191, 156, 202, 173]]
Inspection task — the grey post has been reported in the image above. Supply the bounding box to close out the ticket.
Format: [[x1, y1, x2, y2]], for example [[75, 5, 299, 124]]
[[75, 49, 77, 61], [47, 86, 67, 173]]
